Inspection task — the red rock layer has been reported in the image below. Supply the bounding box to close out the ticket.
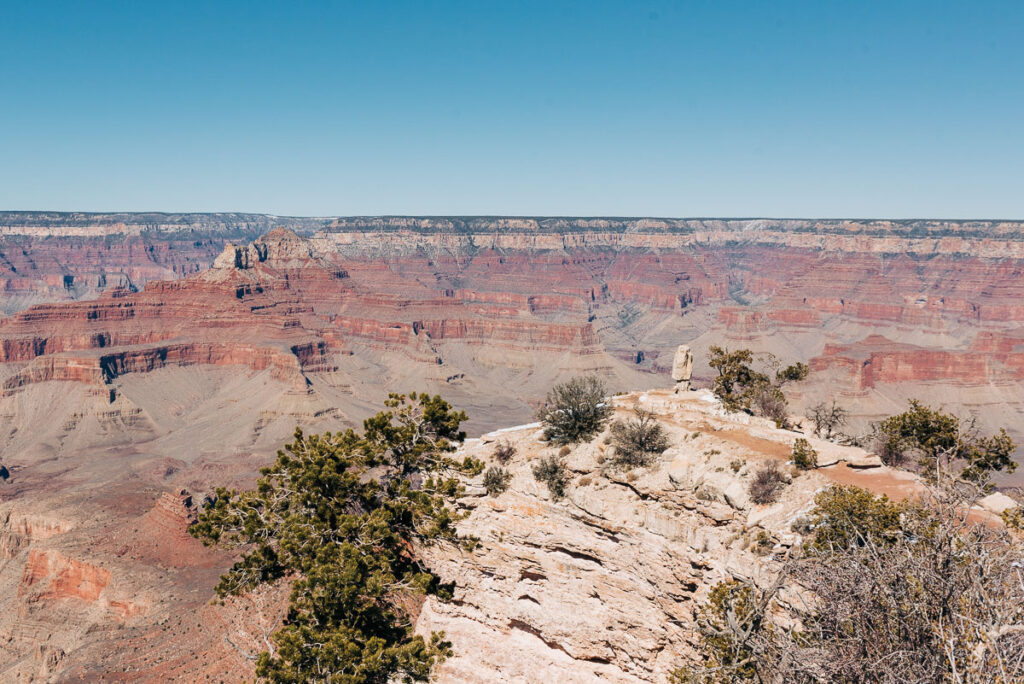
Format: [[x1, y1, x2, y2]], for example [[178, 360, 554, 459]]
[[4, 226, 1024, 399], [20, 549, 111, 602]]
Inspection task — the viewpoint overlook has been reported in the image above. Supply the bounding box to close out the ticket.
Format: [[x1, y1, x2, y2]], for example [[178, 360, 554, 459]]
[[0, 214, 1021, 680]]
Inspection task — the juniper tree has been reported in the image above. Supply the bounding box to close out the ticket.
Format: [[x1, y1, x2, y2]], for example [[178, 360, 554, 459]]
[[189, 393, 483, 684], [537, 375, 612, 444], [875, 400, 1016, 486]]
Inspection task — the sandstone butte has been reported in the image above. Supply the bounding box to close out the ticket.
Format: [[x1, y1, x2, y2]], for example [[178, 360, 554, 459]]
[[0, 214, 1022, 678]]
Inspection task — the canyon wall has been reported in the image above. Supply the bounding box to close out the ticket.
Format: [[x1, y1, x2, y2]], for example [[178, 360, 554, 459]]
[[0, 212, 332, 313], [0, 216, 1022, 679], [3, 216, 1024, 456]]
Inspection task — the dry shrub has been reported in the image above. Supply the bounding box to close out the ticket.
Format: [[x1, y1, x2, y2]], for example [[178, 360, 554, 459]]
[[483, 466, 512, 496], [493, 440, 516, 464], [680, 483, 1024, 683], [537, 375, 612, 444], [748, 462, 786, 504], [532, 456, 569, 499], [608, 406, 670, 468]]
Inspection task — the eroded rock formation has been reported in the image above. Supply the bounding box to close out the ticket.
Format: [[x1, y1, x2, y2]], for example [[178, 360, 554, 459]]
[[412, 388, 1007, 682], [0, 217, 1021, 678]]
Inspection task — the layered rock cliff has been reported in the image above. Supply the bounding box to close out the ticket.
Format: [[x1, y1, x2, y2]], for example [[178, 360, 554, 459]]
[[0, 212, 332, 313], [3, 219, 1024, 478]]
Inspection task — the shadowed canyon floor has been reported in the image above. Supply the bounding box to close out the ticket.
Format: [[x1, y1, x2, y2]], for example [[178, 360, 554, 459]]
[[1, 215, 1023, 679]]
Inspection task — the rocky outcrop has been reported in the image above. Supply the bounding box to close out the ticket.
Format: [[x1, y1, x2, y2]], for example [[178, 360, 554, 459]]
[[414, 389, 951, 682], [672, 344, 693, 390], [20, 549, 111, 602], [0, 213, 332, 314]]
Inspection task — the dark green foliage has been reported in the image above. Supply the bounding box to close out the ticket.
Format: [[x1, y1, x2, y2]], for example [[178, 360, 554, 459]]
[[876, 400, 1017, 485], [748, 463, 786, 505], [537, 376, 612, 444], [775, 361, 809, 383], [483, 466, 511, 496], [189, 393, 483, 683], [708, 347, 761, 412], [609, 406, 670, 468], [877, 399, 958, 467], [806, 485, 905, 552], [790, 438, 817, 470], [707, 347, 807, 426], [532, 455, 570, 499]]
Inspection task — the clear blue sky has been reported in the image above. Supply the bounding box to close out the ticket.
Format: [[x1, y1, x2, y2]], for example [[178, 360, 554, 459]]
[[1, 1, 1022, 217]]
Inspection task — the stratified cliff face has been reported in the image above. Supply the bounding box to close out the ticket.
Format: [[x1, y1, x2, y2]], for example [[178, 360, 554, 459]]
[[0, 212, 332, 313], [3, 218, 1024, 469], [315, 220, 1024, 465]]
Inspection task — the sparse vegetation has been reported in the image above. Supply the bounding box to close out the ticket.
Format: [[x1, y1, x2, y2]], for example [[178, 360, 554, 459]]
[[875, 399, 1016, 486], [537, 375, 613, 445], [483, 466, 512, 496], [729, 459, 744, 473], [608, 406, 670, 468], [809, 400, 848, 440], [190, 393, 481, 683], [672, 579, 763, 683], [752, 529, 774, 556], [492, 440, 516, 464], [532, 455, 570, 499], [681, 482, 1024, 683], [748, 463, 786, 504], [707, 346, 808, 427], [790, 437, 817, 470]]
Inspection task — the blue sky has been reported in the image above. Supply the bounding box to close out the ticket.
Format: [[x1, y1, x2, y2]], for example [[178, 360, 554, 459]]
[[1, 1, 1021, 217]]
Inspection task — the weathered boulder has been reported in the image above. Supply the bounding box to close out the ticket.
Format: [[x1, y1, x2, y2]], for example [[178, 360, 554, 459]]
[[978, 492, 1019, 515], [844, 452, 883, 468]]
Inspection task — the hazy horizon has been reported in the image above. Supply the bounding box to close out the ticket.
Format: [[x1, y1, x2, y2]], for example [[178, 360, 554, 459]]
[[4, 211, 1024, 223]]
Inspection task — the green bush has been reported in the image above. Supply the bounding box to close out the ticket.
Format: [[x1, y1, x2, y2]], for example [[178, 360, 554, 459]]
[[791, 437, 818, 469], [532, 455, 570, 499], [707, 346, 806, 427], [807, 485, 904, 552], [876, 400, 1016, 485], [537, 376, 613, 444], [483, 466, 512, 496]]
